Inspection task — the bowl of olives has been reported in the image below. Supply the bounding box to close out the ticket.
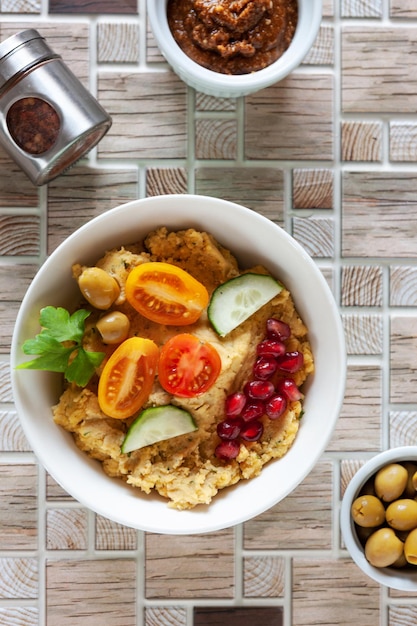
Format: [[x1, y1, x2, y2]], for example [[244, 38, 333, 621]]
[[341, 447, 417, 590]]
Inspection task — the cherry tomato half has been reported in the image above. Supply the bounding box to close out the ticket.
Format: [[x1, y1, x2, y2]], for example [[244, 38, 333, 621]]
[[98, 337, 159, 419], [125, 262, 209, 326], [158, 333, 222, 398]]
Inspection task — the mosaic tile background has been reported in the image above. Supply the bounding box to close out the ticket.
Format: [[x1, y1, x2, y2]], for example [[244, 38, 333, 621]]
[[1, 1, 417, 625]]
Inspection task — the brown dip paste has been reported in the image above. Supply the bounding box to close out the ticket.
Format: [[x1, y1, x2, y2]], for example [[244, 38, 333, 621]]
[[167, 0, 298, 75]]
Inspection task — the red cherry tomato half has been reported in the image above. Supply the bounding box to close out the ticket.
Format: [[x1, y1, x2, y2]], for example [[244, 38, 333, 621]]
[[98, 337, 159, 419], [158, 333, 222, 398], [125, 262, 209, 326]]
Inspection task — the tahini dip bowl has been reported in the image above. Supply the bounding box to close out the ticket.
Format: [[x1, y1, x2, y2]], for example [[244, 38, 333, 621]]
[[147, 0, 322, 98], [11, 194, 345, 534], [341, 446, 417, 591]]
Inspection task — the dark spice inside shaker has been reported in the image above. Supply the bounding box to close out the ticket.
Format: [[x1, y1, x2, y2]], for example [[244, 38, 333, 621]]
[[7, 97, 60, 154]]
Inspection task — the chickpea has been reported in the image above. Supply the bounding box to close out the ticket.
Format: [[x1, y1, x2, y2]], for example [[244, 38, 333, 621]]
[[96, 311, 130, 345], [386, 499, 417, 531], [404, 528, 417, 565], [78, 267, 120, 310], [351, 494, 385, 528], [365, 527, 404, 568], [374, 463, 408, 502]]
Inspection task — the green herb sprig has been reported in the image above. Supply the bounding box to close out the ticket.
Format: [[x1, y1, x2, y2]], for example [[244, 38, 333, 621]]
[[16, 306, 105, 387]]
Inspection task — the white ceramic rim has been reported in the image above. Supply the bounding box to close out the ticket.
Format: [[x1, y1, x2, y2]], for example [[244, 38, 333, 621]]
[[11, 194, 346, 534], [147, 0, 323, 97], [340, 446, 417, 591]]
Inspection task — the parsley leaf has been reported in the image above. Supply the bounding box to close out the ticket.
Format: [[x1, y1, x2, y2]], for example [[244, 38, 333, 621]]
[[16, 306, 105, 387]]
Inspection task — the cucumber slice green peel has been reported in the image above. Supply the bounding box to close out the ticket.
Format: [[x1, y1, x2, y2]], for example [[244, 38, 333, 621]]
[[208, 273, 283, 337], [121, 405, 197, 453]]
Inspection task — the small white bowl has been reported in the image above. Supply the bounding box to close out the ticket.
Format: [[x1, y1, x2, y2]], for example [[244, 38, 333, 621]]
[[341, 447, 417, 591], [147, 0, 322, 98], [11, 194, 345, 534]]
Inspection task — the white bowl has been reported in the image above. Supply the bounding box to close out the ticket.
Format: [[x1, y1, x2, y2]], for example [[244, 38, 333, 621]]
[[341, 447, 417, 591], [11, 194, 345, 534], [147, 0, 322, 98]]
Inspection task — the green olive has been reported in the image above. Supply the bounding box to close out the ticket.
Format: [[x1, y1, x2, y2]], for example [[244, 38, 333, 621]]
[[413, 470, 417, 491], [365, 527, 404, 568], [374, 463, 408, 502], [404, 528, 417, 565], [386, 498, 417, 531], [78, 267, 120, 310], [351, 494, 385, 528], [402, 462, 417, 497], [96, 311, 130, 344]]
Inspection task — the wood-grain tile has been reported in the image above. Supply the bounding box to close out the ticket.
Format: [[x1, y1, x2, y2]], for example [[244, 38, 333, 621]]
[[390, 123, 417, 161], [46, 508, 88, 550], [243, 460, 333, 550], [46, 559, 136, 625], [245, 75, 334, 161], [0, 558, 38, 598], [293, 168, 334, 209], [0, 465, 38, 550], [390, 316, 417, 403], [98, 71, 187, 159], [0, 215, 40, 256], [342, 172, 417, 257], [145, 607, 187, 626], [292, 558, 380, 626], [194, 607, 283, 626], [292, 217, 334, 258], [195, 167, 284, 223], [341, 121, 382, 162], [195, 119, 237, 160], [390, 266, 417, 306], [1, 0, 40, 14], [302, 25, 334, 66], [390, 0, 417, 18], [0, 152, 38, 206], [0, 607, 38, 625], [390, 411, 417, 448], [341, 265, 383, 306], [196, 93, 237, 112], [145, 530, 234, 599], [146, 167, 188, 196], [95, 514, 137, 551], [0, 362, 13, 403], [340, 459, 366, 499], [0, 410, 31, 452], [341, 0, 383, 17], [49, 0, 137, 14], [243, 556, 285, 597], [342, 27, 417, 113], [46, 474, 75, 501], [327, 365, 382, 452], [97, 22, 139, 63], [342, 314, 383, 355], [389, 606, 417, 625]]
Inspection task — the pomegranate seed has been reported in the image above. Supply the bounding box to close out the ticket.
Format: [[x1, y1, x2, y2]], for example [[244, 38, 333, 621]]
[[276, 378, 303, 402], [253, 356, 278, 380], [241, 399, 265, 422], [265, 393, 287, 420], [266, 318, 291, 341], [256, 339, 286, 357], [217, 417, 243, 440], [244, 380, 274, 400], [215, 439, 240, 460], [225, 391, 246, 417], [276, 351, 304, 373], [240, 420, 264, 442]]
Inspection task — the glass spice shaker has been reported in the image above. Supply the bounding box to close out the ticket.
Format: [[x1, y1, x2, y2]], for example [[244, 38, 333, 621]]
[[0, 29, 112, 186]]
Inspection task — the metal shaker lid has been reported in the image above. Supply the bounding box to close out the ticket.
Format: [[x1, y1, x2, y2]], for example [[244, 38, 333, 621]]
[[0, 29, 59, 89]]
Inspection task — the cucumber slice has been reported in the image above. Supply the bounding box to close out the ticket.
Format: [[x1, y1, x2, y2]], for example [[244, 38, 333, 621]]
[[208, 273, 283, 337], [121, 405, 197, 453]]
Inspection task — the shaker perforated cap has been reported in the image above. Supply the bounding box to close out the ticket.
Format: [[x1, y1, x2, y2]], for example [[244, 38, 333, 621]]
[[0, 29, 59, 89]]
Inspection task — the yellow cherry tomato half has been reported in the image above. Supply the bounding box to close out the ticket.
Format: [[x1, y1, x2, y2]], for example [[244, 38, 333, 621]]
[[98, 337, 159, 419], [125, 262, 209, 326], [158, 333, 222, 398]]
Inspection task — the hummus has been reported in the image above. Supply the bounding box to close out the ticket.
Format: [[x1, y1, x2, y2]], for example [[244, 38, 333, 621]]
[[167, 0, 298, 75], [53, 228, 314, 509]]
